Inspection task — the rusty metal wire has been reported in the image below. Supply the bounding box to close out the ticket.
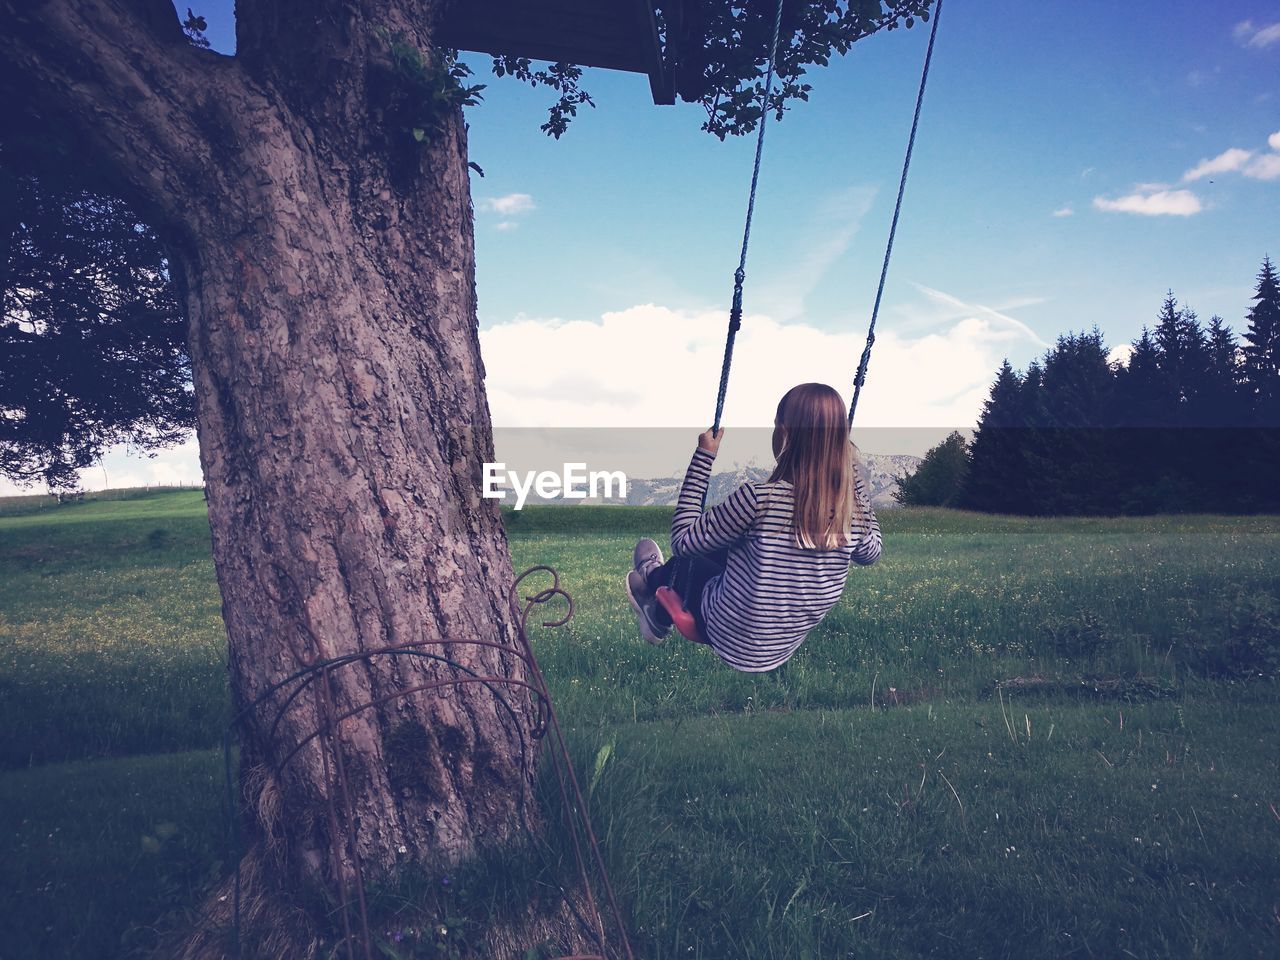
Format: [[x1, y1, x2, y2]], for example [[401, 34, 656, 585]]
[[220, 565, 633, 960]]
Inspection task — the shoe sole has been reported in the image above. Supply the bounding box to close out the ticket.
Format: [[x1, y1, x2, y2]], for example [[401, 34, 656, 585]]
[[624, 573, 668, 645]]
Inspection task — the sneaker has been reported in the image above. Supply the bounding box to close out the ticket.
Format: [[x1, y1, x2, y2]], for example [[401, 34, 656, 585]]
[[625, 570, 670, 645], [633, 538, 663, 583]]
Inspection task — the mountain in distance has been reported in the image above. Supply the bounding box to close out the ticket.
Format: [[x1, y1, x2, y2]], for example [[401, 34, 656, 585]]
[[625, 453, 921, 509], [857, 453, 924, 508]]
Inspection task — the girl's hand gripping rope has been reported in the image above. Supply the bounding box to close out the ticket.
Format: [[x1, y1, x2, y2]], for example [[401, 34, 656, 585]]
[[698, 426, 725, 455]]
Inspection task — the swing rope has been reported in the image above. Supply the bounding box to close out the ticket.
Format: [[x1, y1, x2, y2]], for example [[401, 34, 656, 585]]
[[708, 0, 945, 433], [711, 0, 787, 435], [681, 0, 944, 612], [848, 0, 945, 427], [680, 0, 787, 610]]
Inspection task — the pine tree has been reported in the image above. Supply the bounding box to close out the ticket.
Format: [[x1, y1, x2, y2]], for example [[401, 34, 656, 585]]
[[1178, 305, 1210, 414], [1036, 330, 1118, 513], [1112, 328, 1164, 511], [1242, 255, 1280, 425], [1201, 316, 1244, 426], [1239, 256, 1280, 511], [1040, 329, 1114, 427], [894, 431, 970, 507], [1153, 292, 1209, 422], [1014, 359, 1054, 514], [960, 360, 1025, 512], [1151, 292, 1182, 421], [1126, 294, 1209, 510], [1116, 327, 1163, 426], [961, 268, 1279, 516], [1180, 315, 1248, 511]]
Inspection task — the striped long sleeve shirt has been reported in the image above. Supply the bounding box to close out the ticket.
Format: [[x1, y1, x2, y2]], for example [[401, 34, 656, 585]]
[[671, 446, 882, 672]]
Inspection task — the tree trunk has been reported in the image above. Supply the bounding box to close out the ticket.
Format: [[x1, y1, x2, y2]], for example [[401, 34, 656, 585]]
[[173, 113, 552, 949], [181, 68, 537, 864], [1, 1, 574, 954]]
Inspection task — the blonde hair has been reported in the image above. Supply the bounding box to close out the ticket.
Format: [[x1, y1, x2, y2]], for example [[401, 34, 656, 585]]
[[767, 383, 865, 549]]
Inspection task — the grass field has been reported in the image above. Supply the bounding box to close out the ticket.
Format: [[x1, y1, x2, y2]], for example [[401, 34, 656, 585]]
[[2, 490, 1278, 958]]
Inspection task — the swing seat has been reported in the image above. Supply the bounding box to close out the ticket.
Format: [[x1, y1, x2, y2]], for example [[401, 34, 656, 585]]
[[655, 586, 705, 645]]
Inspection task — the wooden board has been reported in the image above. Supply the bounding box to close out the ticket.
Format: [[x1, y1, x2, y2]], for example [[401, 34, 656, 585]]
[[437, 0, 673, 103]]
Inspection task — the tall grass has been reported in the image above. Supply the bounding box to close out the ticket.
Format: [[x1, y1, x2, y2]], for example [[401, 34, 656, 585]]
[[2, 499, 1277, 767], [1, 495, 1277, 958]]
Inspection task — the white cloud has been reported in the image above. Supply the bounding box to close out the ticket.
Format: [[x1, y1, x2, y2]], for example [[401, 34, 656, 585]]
[[1183, 147, 1253, 181], [1244, 153, 1280, 180], [1233, 20, 1280, 49], [478, 193, 535, 216], [1, 292, 1048, 495], [1052, 206, 1074, 217], [479, 295, 1047, 434], [1173, 132, 1280, 185], [878, 284, 1046, 342], [1092, 188, 1202, 217], [495, 221, 518, 231], [911, 285, 1050, 349], [1107, 343, 1134, 368]]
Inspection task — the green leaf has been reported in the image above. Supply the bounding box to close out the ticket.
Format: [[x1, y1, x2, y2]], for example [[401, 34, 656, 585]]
[[588, 737, 615, 798], [411, 127, 426, 142]]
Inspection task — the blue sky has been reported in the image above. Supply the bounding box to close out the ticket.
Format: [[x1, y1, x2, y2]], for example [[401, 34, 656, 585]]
[[459, 2, 1279, 341], [468, 2, 1278, 445], [5, 2, 1277, 492]]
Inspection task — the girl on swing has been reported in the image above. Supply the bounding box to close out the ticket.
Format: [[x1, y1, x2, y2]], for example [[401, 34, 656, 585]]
[[624, 382, 882, 672]]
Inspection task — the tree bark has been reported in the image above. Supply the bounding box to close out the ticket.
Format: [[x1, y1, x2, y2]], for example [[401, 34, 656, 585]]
[[1, 0, 560, 952], [176, 68, 537, 871]]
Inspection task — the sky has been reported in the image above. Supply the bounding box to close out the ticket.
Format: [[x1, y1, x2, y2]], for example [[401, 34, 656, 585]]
[[4, 1, 1279, 493]]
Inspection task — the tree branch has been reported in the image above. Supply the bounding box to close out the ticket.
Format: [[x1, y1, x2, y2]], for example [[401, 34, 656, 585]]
[[0, 0, 252, 238]]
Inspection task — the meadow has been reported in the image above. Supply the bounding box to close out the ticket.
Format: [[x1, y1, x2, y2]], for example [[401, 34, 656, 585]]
[[1, 490, 1278, 958]]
